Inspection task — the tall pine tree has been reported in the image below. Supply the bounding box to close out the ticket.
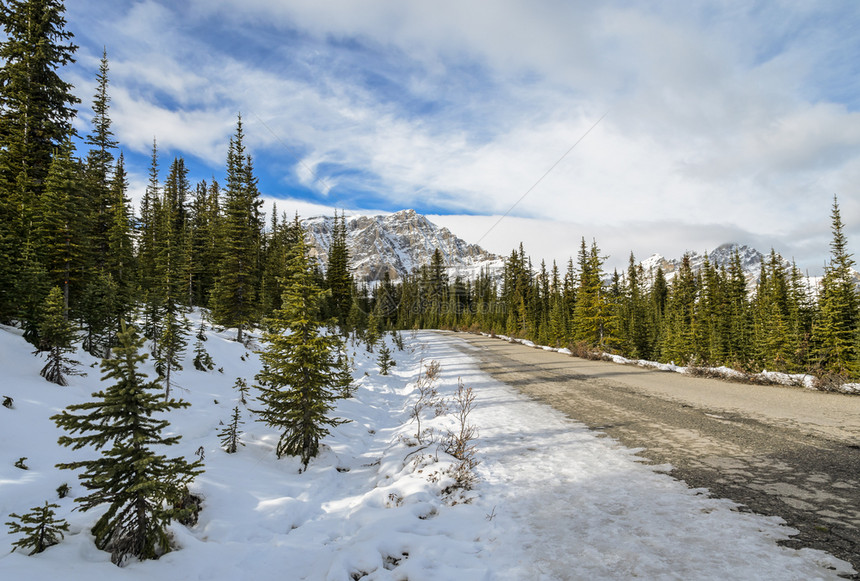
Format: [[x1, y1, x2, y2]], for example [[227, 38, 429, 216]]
[[254, 220, 350, 468], [83, 49, 117, 272], [0, 0, 78, 194], [210, 116, 262, 343], [325, 211, 353, 330], [812, 197, 859, 377]]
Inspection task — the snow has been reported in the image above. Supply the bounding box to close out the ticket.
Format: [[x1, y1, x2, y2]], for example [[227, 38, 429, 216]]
[[1, 316, 854, 580], [484, 333, 840, 391], [304, 210, 504, 284]]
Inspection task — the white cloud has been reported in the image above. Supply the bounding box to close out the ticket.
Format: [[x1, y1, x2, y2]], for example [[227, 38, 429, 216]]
[[65, 1, 860, 273]]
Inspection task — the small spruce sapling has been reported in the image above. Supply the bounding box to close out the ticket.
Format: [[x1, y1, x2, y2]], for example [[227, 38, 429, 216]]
[[392, 331, 405, 351], [192, 335, 214, 371], [377, 342, 395, 375], [37, 286, 80, 386], [155, 309, 188, 399], [233, 377, 250, 405], [365, 311, 380, 353], [6, 502, 70, 555], [335, 344, 354, 398], [218, 406, 244, 453]]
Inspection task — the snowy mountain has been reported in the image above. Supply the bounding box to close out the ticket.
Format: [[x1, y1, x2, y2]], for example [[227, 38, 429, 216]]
[[641, 242, 860, 292], [304, 209, 503, 283], [640, 243, 766, 284]]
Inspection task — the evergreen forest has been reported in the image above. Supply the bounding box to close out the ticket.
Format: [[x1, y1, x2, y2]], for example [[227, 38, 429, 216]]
[[2, 0, 859, 397]]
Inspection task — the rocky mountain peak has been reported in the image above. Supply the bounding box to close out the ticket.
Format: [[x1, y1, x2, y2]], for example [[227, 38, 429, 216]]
[[304, 210, 502, 283], [640, 243, 767, 289]]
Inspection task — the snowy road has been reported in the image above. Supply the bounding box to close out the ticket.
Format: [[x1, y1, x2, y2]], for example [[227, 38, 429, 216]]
[[440, 331, 860, 578]]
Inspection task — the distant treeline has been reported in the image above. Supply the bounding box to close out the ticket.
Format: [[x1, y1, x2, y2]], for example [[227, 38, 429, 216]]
[[367, 200, 859, 384]]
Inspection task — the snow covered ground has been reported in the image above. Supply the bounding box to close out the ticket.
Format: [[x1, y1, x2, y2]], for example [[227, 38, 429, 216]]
[[0, 315, 854, 580]]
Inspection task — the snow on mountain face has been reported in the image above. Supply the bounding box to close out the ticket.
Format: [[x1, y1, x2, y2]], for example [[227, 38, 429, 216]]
[[641, 244, 764, 277], [640, 243, 767, 288], [639, 243, 860, 294], [305, 209, 503, 283]]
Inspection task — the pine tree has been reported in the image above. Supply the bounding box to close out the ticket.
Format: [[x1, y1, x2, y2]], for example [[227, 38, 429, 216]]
[[52, 322, 203, 565], [603, 269, 624, 351], [627, 254, 654, 359], [535, 260, 551, 344], [724, 250, 751, 367], [259, 207, 297, 317], [660, 254, 698, 364], [547, 261, 568, 346], [6, 501, 69, 555], [36, 136, 85, 314], [0, 0, 79, 324], [0, 214, 18, 323], [788, 261, 813, 369], [14, 236, 50, 346], [156, 306, 187, 399], [105, 153, 135, 324], [751, 250, 794, 371], [37, 286, 78, 385], [210, 116, 262, 343], [813, 197, 859, 377], [192, 332, 214, 371], [218, 406, 244, 453], [254, 227, 350, 468], [425, 248, 447, 329], [501, 245, 530, 337], [138, 140, 163, 342], [83, 49, 117, 272], [376, 270, 399, 328], [377, 341, 395, 375], [0, 0, 79, 228], [79, 270, 117, 357], [188, 179, 220, 307], [325, 211, 353, 329], [573, 239, 607, 347], [151, 157, 192, 397], [365, 304, 381, 351]]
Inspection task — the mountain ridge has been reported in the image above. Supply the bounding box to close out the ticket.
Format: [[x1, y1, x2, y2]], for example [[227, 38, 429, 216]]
[[304, 209, 503, 283], [302, 209, 857, 290]]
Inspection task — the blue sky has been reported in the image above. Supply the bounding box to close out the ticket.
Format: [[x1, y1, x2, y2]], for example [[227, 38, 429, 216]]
[[62, 0, 860, 274]]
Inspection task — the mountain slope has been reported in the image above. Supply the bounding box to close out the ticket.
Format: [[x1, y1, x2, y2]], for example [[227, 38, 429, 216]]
[[641, 242, 860, 292], [640, 243, 766, 282], [305, 209, 503, 283]]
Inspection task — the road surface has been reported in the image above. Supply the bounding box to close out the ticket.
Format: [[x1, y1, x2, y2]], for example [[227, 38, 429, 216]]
[[443, 331, 860, 575]]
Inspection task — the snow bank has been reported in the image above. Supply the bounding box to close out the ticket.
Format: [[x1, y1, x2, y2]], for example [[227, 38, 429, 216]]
[[479, 332, 848, 393]]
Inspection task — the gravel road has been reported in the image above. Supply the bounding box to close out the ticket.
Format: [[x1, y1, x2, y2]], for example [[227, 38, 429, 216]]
[[443, 332, 860, 576]]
